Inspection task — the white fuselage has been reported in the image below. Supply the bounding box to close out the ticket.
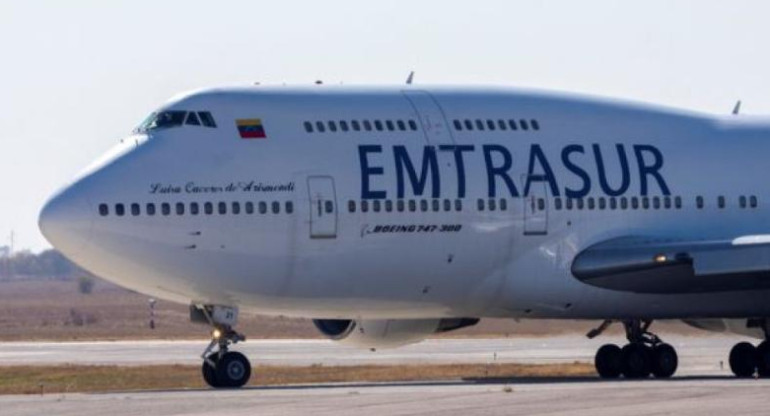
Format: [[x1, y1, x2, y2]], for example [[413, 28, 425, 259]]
[[39, 86, 770, 321]]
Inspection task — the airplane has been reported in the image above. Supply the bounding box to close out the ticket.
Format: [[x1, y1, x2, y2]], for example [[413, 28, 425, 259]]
[[38, 84, 770, 388]]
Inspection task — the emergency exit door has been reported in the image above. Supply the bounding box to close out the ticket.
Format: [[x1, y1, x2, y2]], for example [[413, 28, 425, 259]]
[[307, 176, 337, 239]]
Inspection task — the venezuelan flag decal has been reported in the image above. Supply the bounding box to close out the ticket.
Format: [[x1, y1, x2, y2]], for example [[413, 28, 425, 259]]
[[236, 118, 267, 139]]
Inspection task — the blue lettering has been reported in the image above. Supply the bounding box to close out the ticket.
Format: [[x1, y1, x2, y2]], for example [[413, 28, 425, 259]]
[[561, 145, 591, 198], [524, 144, 559, 196], [633, 145, 670, 196], [358, 145, 387, 199], [394, 145, 441, 198], [483, 145, 519, 197], [594, 144, 630, 197]]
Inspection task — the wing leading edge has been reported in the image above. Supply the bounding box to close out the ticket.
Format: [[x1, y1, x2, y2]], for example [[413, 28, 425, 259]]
[[571, 236, 770, 294]]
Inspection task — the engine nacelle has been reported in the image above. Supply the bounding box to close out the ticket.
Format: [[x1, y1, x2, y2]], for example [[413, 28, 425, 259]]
[[313, 318, 479, 349]]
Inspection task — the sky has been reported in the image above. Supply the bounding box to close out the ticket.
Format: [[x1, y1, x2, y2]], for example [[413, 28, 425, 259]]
[[2, 0, 770, 252]]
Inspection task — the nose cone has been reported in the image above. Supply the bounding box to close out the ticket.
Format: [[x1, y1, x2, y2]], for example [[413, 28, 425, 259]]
[[39, 185, 93, 258]]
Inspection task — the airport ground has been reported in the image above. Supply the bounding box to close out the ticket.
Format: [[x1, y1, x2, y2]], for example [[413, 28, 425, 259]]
[[0, 278, 762, 415]]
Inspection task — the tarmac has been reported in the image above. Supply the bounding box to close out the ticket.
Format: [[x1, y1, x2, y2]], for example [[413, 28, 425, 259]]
[[0, 334, 763, 416]]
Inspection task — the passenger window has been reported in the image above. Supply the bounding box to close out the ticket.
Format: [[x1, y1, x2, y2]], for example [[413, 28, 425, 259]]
[[115, 203, 125, 216], [475, 120, 485, 130], [315, 121, 325, 133], [205, 202, 213, 215], [348, 200, 356, 213], [328, 121, 337, 132], [272, 201, 280, 214], [340, 120, 349, 132], [386, 120, 395, 131], [185, 112, 201, 126], [397, 200, 405, 212], [131, 203, 140, 216], [652, 197, 660, 209], [408, 200, 416, 212], [740, 196, 747, 208], [508, 120, 518, 130], [304, 121, 313, 133], [566, 198, 573, 210], [587, 198, 595, 210], [696, 196, 704, 209], [432, 199, 440, 212], [385, 200, 393, 212], [374, 120, 383, 131], [488, 199, 496, 211], [464, 120, 473, 130], [232, 202, 240, 215], [99, 204, 109, 216], [324, 201, 332, 213], [454, 199, 462, 211], [352, 120, 361, 131], [408, 120, 418, 131], [443, 199, 451, 211], [486, 120, 496, 130], [198, 112, 217, 128], [498, 120, 507, 130], [162, 203, 171, 216], [259, 202, 267, 214], [620, 197, 628, 210], [609, 198, 617, 210], [537, 198, 545, 211], [642, 197, 649, 210], [363, 120, 372, 131], [750, 196, 758, 208], [598, 197, 606, 210], [176, 202, 184, 215], [520, 120, 530, 130], [373, 200, 381, 212], [454, 120, 463, 131], [675, 196, 682, 209], [218, 202, 227, 215], [576, 199, 584, 210], [531, 120, 540, 130], [554, 197, 562, 210], [245, 202, 254, 214], [500, 198, 508, 211], [631, 197, 639, 209], [397, 120, 406, 131], [147, 203, 156, 216], [361, 200, 369, 213], [718, 196, 725, 209], [420, 200, 428, 212], [477, 199, 485, 211], [663, 196, 671, 209]]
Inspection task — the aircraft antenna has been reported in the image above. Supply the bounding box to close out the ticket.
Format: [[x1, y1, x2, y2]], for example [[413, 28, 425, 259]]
[[406, 71, 415, 85], [732, 100, 742, 115]]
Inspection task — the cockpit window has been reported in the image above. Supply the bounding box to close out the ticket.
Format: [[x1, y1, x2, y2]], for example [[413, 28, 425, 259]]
[[134, 110, 217, 133]]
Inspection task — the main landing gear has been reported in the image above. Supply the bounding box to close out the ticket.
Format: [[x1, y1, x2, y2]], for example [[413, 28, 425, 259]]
[[728, 322, 770, 378], [192, 305, 252, 388], [591, 319, 678, 379]]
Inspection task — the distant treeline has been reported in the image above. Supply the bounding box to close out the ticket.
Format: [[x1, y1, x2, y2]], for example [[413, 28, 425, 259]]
[[0, 250, 92, 280]]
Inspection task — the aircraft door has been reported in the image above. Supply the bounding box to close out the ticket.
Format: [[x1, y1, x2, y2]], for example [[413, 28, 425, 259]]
[[523, 176, 548, 236], [307, 176, 338, 239], [402, 90, 455, 145]]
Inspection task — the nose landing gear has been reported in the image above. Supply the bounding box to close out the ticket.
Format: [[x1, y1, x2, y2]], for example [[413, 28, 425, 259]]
[[192, 305, 252, 388], [591, 319, 678, 379]]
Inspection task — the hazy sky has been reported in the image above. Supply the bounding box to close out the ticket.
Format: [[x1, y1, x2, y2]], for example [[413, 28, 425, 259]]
[[2, 0, 770, 252]]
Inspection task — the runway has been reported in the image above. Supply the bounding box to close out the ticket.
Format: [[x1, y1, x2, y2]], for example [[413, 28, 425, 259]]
[[0, 334, 746, 376], [0, 334, 760, 416], [2, 377, 769, 416]]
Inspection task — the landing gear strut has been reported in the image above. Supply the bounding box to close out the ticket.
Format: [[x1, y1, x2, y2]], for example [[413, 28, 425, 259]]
[[192, 305, 252, 388], [591, 319, 678, 379]]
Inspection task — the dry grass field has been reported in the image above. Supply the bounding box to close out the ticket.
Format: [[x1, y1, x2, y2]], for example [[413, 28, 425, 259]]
[[0, 279, 701, 341], [0, 362, 595, 395]]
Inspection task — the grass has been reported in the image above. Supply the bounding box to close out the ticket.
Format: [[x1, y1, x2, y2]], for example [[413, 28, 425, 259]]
[[0, 362, 595, 395]]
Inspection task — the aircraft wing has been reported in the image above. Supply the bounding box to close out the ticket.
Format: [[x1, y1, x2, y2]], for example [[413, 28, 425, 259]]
[[571, 235, 770, 293]]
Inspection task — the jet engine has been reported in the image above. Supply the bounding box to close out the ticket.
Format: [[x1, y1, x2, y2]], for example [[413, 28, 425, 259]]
[[313, 318, 480, 349]]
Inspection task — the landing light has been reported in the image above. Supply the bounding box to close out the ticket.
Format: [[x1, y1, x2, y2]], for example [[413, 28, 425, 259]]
[[654, 254, 667, 263], [212, 329, 222, 339]]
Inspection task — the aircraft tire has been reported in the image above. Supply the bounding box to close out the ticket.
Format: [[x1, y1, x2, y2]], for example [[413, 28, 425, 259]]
[[215, 351, 252, 388], [729, 342, 757, 378], [621, 343, 651, 379], [595, 344, 623, 378], [651, 343, 678, 378]]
